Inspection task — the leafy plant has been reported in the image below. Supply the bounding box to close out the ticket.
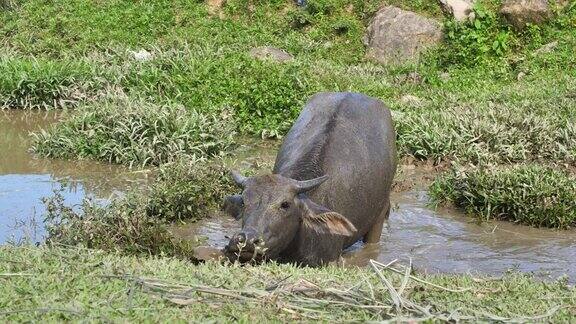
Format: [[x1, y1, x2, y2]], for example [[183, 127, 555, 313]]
[[430, 165, 576, 229], [31, 99, 236, 167], [0, 57, 95, 109], [43, 159, 235, 255], [440, 3, 513, 67]]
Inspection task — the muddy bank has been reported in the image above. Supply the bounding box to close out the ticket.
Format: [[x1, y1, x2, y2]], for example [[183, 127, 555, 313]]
[[0, 110, 149, 243]]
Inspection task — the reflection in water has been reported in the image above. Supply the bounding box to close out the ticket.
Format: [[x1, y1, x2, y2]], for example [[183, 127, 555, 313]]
[[0, 110, 149, 243], [174, 191, 576, 283]]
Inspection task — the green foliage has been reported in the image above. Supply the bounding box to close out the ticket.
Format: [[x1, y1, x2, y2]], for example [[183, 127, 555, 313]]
[[430, 165, 576, 229], [2, 245, 576, 322], [120, 51, 315, 137], [0, 57, 94, 109], [43, 160, 235, 255], [395, 102, 576, 165], [43, 189, 194, 257], [440, 3, 513, 67], [145, 160, 236, 222], [31, 100, 236, 167]]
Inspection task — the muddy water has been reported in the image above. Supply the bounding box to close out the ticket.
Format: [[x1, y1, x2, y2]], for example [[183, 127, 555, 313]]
[[0, 110, 149, 243], [174, 164, 576, 283], [2, 111, 575, 282]]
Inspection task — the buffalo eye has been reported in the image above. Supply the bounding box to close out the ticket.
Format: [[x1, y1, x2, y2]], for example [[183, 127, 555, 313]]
[[280, 201, 291, 210]]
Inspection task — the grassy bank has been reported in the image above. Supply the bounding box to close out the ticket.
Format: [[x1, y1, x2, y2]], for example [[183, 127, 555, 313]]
[[31, 100, 236, 167], [0, 0, 571, 165], [43, 160, 235, 257], [430, 165, 576, 228], [1, 245, 574, 322]]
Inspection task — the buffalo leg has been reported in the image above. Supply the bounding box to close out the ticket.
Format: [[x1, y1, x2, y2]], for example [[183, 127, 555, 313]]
[[363, 202, 390, 244]]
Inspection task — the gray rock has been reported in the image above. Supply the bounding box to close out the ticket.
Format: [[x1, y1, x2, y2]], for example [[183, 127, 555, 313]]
[[500, 0, 550, 29], [516, 71, 527, 80], [439, 0, 475, 22], [364, 6, 443, 65], [207, 0, 226, 15], [533, 41, 558, 55], [249, 46, 294, 63]]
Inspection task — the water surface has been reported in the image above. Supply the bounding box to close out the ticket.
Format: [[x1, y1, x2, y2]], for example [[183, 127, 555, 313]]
[[0, 110, 149, 243], [174, 189, 576, 283]]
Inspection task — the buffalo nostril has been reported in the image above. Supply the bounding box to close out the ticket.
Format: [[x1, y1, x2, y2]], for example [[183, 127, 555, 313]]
[[235, 233, 246, 243], [252, 238, 262, 245]]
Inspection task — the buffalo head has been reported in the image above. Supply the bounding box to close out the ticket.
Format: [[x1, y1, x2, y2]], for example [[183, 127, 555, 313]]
[[222, 171, 356, 263]]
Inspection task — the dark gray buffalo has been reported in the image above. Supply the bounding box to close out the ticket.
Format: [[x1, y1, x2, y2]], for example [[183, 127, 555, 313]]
[[223, 92, 397, 266]]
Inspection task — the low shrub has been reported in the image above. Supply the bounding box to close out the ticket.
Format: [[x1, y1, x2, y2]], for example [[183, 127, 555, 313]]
[[43, 160, 236, 256], [43, 189, 194, 257], [395, 104, 576, 165], [145, 160, 236, 222], [31, 99, 236, 167], [120, 52, 315, 137], [429, 165, 576, 229], [0, 57, 94, 109]]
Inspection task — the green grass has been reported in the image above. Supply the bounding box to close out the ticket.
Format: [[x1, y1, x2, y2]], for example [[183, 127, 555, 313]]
[[43, 160, 235, 256], [0, 57, 96, 109], [31, 99, 236, 167], [430, 165, 576, 229], [1, 245, 574, 322], [0, 0, 572, 163]]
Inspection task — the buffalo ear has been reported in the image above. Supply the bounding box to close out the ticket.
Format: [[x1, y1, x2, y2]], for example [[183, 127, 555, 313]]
[[302, 212, 357, 237], [222, 194, 243, 220]]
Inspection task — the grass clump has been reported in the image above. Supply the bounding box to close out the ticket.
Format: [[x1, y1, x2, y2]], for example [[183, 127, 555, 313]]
[[1, 245, 575, 322], [31, 100, 236, 167], [145, 160, 236, 222], [120, 51, 315, 137], [43, 160, 235, 256], [430, 165, 576, 229], [0, 57, 94, 109], [395, 100, 576, 165]]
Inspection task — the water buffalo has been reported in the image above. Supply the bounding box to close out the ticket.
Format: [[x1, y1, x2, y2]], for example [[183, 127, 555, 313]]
[[223, 92, 397, 266]]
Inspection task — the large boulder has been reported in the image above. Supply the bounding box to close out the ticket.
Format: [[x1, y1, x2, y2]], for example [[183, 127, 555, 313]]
[[500, 0, 550, 29], [364, 6, 443, 65], [439, 0, 475, 22]]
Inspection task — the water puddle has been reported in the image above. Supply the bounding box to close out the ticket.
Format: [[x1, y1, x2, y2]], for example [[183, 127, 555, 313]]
[[2, 110, 575, 282], [0, 110, 149, 243], [174, 186, 576, 283]]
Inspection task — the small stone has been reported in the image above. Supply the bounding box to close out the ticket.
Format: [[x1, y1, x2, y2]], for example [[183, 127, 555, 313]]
[[500, 0, 550, 29], [440, 72, 451, 81], [130, 49, 152, 61], [207, 0, 226, 15], [517, 71, 527, 80], [439, 0, 475, 22], [249, 46, 294, 63]]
